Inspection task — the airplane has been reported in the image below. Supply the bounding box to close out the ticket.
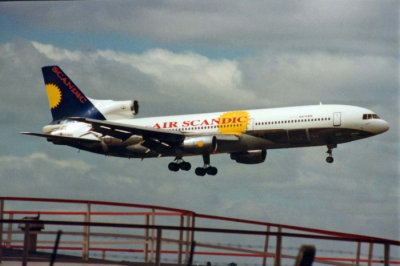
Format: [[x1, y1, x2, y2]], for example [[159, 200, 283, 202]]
[[22, 65, 390, 176]]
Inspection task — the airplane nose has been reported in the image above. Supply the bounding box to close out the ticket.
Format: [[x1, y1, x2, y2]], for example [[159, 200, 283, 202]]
[[372, 120, 390, 134]]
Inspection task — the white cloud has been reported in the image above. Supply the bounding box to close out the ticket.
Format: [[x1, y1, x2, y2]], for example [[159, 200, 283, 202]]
[[31, 42, 84, 62], [239, 52, 397, 107], [30, 41, 258, 112], [3, 0, 397, 55], [95, 48, 243, 94], [0, 152, 93, 172]]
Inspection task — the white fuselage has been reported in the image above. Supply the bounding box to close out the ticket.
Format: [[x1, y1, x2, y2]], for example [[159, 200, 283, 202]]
[[43, 104, 389, 159]]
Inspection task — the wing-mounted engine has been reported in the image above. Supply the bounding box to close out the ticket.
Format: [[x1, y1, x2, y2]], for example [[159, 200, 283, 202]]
[[230, 150, 267, 164], [181, 136, 217, 153], [90, 99, 139, 120]]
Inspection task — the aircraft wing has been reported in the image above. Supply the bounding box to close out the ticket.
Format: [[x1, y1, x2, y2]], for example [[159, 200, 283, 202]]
[[69, 117, 185, 145], [20, 132, 100, 145]]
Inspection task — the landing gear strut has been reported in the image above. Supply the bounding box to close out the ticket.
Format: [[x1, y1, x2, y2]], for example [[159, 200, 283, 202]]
[[195, 153, 218, 176], [168, 158, 191, 172], [326, 144, 337, 163]]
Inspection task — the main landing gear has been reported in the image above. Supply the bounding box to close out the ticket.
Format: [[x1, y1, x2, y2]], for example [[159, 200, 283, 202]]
[[168, 158, 191, 172], [195, 153, 218, 176], [326, 144, 337, 163], [168, 153, 218, 176]]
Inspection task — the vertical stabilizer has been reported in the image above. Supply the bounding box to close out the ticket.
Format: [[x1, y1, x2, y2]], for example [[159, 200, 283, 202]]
[[42, 65, 106, 122]]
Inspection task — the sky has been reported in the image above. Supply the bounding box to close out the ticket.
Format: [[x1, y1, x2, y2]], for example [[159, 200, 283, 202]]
[[0, 0, 398, 249]]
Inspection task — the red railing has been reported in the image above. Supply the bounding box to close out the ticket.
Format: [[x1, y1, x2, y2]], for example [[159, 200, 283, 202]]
[[1, 197, 399, 265]]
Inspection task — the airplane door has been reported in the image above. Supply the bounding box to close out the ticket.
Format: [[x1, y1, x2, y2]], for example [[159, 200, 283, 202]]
[[248, 118, 255, 131], [333, 112, 341, 126]]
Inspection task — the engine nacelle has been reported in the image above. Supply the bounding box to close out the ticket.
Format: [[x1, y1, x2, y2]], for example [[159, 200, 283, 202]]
[[230, 150, 267, 164], [90, 99, 139, 120], [181, 136, 217, 153]]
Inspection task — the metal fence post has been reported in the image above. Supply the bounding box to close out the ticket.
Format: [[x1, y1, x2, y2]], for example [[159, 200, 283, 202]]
[[178, 215, 184, 265], [50, 230, 62, 266], [184, 214, 191, 264], [262, 225, 270, 266], [368, 242, 374, 266], [145, 214, 150, 263], [155, 228, 162, 266], [83, 202, 91, 260], [274, 227, 282, 266], [22, 222, 29, 266], [150, 209, 156, 262], [7, 213, 13, 248], [355, 242, 361, 265], [0, 199, 4, 263], [384, 243, 390, 266]]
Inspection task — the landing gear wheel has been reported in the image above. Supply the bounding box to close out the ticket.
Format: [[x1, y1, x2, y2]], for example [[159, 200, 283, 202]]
[[168, 162, 179, 172], [169, 157, 191, 172], [325, 144, 337, 164], [207, 167, 218, 176], [179, 162, 191, 171], [195, 167, 206, 176]]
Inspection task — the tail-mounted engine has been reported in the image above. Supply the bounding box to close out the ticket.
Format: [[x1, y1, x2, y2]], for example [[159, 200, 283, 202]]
[[90, 99, 139, 120], [230, 150, 267, 164]]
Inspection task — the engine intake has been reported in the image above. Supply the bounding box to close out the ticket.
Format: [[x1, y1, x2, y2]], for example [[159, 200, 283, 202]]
[[230, 150, 267, 164]]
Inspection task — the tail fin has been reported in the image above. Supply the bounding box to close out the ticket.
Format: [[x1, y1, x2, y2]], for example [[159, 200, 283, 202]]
[[42, 65, 106, 122]]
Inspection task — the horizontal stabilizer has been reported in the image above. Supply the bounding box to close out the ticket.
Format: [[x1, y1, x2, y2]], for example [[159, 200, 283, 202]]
[[20, 132, 100, 145]]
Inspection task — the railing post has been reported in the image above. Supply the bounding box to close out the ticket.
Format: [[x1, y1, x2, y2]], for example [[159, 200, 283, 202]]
[[274, 227, 282, 266], [0, 199, 4, 263], [262, 225, 270, 266], [368, 242, 374, 266], [187, 241, 196, 266], [149, 209, 156, 262], [190, 213, 195, 253], [50, 230, 62, 266], [355, 242, 361, 265], [178, 215, 184, 265], [7, 213, 13, 248], [384, 243, 390, 266], [184, 214, 191, 264], [83, 202, 91, 260], [145, 214, 150, 263], [185, 213, 196, 264], [22, 222, 29, 266], [155, 228, 162, 266]]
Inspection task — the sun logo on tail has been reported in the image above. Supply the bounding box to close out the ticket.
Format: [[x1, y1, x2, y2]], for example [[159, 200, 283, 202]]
[[45, 83, 62, 109]]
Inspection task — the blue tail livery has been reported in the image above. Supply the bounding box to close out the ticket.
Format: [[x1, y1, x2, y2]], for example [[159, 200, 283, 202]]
[[42, 65, 106, 122]]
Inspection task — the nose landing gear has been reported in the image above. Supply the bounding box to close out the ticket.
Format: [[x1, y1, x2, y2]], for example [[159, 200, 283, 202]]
[[326, 144, 337, 163]]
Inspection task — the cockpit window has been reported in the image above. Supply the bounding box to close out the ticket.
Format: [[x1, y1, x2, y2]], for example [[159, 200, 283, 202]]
[[363, 114, 380, 120]]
